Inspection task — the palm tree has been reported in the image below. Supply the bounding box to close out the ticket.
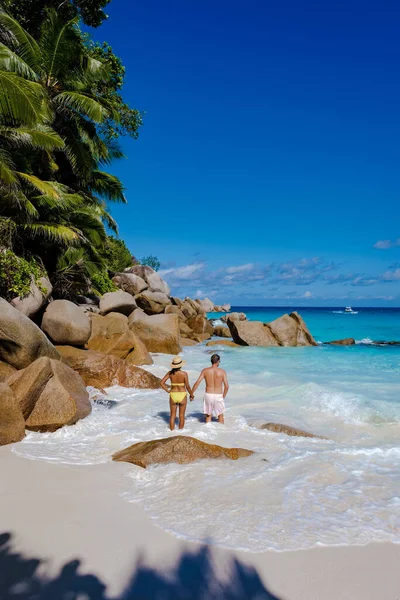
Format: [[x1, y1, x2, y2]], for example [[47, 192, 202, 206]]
[[0, 8, 127, 291]]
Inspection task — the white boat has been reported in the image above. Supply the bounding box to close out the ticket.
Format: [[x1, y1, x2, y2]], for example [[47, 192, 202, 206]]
[[344, 306, 358, 314]]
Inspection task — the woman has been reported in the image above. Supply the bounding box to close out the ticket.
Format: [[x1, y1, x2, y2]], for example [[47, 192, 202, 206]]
[[160, 356, 193, 431]]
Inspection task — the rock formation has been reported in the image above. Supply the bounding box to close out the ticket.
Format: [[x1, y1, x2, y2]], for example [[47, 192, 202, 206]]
[[129, 312, 181, 354], [112, 435, 254, 468], [87, 313, 152, 365], [8, 357, 91, 432], [0, 361, 16, 382], [326, 338, 356, 346], [259, 422, 326, 439], [111, 272, 148, 296], [99, 291, 137, 316], [135, 290, 171, 315], [227, 312, 317, 347], [42, 299, 91, 346], [213, 325, 231, 338], [57, 346, 160, 389], [0, 298, 60, 369], [0, 383, 25, 445], [124, 265, 170, 295], [11, 276, 52, 318]]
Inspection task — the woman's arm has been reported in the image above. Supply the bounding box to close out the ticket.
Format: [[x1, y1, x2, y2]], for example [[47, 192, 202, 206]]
[[184, 372, 194, 400], [191, 370, 205, 396], [160, 372, 171, 394]]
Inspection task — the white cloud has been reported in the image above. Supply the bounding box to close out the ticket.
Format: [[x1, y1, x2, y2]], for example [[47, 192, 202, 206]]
[[302, 291, 313, 298], [373, 238, 400, 250], [381, 268, 400, 281], [225, 263, 254, 274], [159, 263, 205, 280]]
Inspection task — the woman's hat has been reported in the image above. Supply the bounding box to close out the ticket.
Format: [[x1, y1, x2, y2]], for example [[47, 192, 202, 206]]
[[170, 356, 185, 369]]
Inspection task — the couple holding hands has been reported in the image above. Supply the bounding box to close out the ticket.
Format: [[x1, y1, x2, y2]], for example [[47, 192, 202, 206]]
[[160, 353, 229, 431]]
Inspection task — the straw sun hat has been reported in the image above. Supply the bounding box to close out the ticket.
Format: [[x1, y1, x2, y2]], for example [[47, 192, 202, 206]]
[[170, 356, 185, 369]]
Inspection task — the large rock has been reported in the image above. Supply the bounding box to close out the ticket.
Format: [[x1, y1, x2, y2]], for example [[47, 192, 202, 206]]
[[227, 312, 317, 347], [195, 297, 214, 313], [260, 422, 326, 439], [186, 315, 214, 336], [0, 361, 16, 382], [171, 297, 183, 308], [0, 298, 60, 369], [57, 346, 160, 389], [179, 321, 193, 337], [213, 326, 231, 338], [87, 312, 152, 366], [42, 299, 91, 346], [135, 290, 171, 315], [267, 312, 317, 347], [0, 383, 25, 445], [206, 340, 241, 348], [129, 313, 181, 354], [88, 313, 133, 358], [112, 435, 254, 468], [8, 357, 91, 432], [165, 305, 186, 320], [186, 297, 205, 315], [326, 338, 356, 346], [223, 312, 247, 322], [111, 273, 148, 296], [227, 319, 279, 347], [180, 299, 198, 320], [124, 265, 170, 295], [11, 276, 52, 318], [126, 335, 153, 366], [99, 291, 137, 316], [181, 338, 198, 346]]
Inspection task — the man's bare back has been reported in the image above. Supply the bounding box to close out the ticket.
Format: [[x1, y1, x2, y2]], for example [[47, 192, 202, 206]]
[[203, 366, 227, 394], [191, 354, 229, 424]]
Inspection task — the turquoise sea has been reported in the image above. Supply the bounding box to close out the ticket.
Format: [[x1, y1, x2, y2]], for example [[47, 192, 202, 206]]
[[13, 307, 400, 552]]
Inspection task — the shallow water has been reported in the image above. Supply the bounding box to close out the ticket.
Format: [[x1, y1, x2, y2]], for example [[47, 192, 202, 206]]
[[13, 308, 400, 552]]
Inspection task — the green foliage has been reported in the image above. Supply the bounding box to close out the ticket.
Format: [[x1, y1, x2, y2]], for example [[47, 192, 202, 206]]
[[0, 249, 44, 300], [141, 255, 161, 271], [91, 269, 117, 295], [3, 0, 111, 36], [0, 8, 143, 300], [104, 235, 134, 273], [84, 38, 143, 141]]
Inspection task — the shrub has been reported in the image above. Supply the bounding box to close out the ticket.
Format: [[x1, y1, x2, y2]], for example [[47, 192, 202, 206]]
[[91, 270, 118, 295], [104, 236, 134, 273], [0, 250, 45, 301]]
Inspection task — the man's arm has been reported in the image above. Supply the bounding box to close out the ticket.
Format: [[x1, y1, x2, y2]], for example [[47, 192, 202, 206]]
[[160, 372, 171, 394], [191, 370, 205, 397], [222, 370, 229, 398]]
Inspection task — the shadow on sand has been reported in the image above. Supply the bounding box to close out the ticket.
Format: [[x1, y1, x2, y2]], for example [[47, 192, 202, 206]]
[[0, 531, 281, 599]]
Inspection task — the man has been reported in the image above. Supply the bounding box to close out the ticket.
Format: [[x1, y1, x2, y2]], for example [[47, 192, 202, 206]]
[[191, 354, 229, 424]]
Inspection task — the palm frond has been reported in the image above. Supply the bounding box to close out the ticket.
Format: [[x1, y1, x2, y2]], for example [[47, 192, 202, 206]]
[[17, 173, 60, 198], [22, 222, 81, 244], [39, 11, 81, 84], [0, 43, 38, 80], [0, 10, 41, 72], [54, 91, 109, 122], [89, 170, 126, 202], [0, 147, 17, 185], [0, 124, 64, 149], [0, 71, 47, 125]]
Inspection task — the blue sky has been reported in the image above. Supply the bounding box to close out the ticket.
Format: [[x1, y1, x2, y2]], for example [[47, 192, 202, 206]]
[[93, 0, 400, 306]]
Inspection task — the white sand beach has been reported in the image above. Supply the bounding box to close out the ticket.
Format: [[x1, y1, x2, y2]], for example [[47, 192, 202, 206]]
[[1, 446, 399, 600]]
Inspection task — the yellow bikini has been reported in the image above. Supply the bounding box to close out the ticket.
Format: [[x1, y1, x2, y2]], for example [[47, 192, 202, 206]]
[[170, 382, 186, 404]]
